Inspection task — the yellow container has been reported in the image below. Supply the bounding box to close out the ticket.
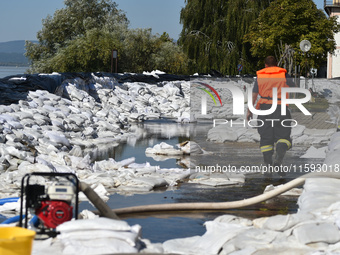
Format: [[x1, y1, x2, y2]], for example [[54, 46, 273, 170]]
[[0, 227, 36, 255]]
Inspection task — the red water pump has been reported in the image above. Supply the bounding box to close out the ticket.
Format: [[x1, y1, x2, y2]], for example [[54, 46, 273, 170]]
[[34, 193, 74, 228], [19, 173, 79, 235]]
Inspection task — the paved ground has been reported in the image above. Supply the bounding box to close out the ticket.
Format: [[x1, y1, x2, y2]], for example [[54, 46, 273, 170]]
[[291, 111, 336, 129]]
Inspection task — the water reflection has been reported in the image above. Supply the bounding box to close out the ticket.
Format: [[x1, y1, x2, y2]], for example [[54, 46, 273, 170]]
[[80, 121, 323, 243], [114, 120, 191, 168]]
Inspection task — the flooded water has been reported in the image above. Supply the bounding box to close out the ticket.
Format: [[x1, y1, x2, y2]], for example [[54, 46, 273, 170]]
[[114, 120, 190, 169], [80, 120, 324, 243], [0, 66, 28, 78]]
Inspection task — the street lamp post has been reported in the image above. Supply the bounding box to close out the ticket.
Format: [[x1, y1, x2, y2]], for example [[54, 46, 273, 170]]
[[111, 49, 118, 73], [300, 40, 311, 89]]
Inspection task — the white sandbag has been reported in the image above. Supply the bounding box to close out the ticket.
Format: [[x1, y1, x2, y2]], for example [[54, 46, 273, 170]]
[[130, 176, 168, 188], [61, 228, 139, 245], [163, 236, 201, 255], [146, 142, 183, 156], [111, 157, 135, 168], [214, 215, 252, 227], [12, 111, 34, 120], [128, 162, 151, 169], [5, 134, 20, 143], [291, 125, 306, 138], [58, 105, 71, 116], [68, 105, 81, 114], [0, 114, 19, 123], [56, 217, 133, 232], [163, 83, 181, 97], [51, 118, 65, 130], [61, 237, 138, 255], [48, 111, 65, 121], [163, 172, 191, 186], [298, 178, 340, 213], [4, 146, 27, 160], [328, 132, 340, 152], [128, 113, 145, 121], [163, 221, 248, 255], [42, 104, 57, 112], [207, 125, 238, 142], [293, 222, 340, 244], [0, 105, 14, 114], [79, 184, 109, 202], [93, 159, 117, 172], [35, 157, 57, 172], [20, 118, 36, 128], [324, 149, 340, 166], [64, 154, 92, 170], [53, 165, 75, 173], [96, 109, 109, 118], [178, 141, 204, 154], [45, 131, 70, 147], [231, 228, 282, 251], [117, 184, 153, 193], [79, 210, 98, 220], [260, 213, 314, 232], [300, 146, 327, 158], [6, 120, 24, 130], [177, 111, 191, 123]]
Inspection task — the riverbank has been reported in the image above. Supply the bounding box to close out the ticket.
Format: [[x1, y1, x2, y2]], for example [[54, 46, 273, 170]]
[[0, 73, 339, 253]]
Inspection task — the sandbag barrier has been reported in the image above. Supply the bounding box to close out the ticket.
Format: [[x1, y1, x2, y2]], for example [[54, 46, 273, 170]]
[[0, 72, 190, 105]]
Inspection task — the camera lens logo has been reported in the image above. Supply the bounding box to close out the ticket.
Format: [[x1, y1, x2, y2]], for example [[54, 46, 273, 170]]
[[195, 82, 223, 115]]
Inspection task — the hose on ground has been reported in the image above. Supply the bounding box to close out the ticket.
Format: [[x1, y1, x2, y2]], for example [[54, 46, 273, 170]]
[[1, 215, 23, 225], [0, 197, 19, 205], [79, 182, 119, 220], [105, 172, 339, 216]]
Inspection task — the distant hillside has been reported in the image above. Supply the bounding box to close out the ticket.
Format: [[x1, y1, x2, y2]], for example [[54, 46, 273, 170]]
[[0, 40, 31, 66], [0, 40, 27, 53]]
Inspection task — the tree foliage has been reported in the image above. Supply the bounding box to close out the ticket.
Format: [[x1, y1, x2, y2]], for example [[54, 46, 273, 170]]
[[120, 30, 188, 74], [25, 0, 188, 74], [244, 0, 340, 71], [179, 0, 271, 75]]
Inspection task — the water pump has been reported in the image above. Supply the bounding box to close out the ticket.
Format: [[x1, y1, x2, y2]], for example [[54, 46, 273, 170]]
[[19, 172, 79, 236]]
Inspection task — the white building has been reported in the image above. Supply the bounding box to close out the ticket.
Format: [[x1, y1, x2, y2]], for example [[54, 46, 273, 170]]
[[325, 1, 340, 79]]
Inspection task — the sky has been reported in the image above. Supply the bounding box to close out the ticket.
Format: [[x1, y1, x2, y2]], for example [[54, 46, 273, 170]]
[[0, 0, 326, 43]]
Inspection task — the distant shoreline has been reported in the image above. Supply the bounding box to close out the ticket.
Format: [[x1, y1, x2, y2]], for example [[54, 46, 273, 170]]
[[0, 63, 29, 67]]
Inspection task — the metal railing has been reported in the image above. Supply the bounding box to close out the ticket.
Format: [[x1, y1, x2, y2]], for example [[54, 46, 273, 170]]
[[324, 0, 340, 7]]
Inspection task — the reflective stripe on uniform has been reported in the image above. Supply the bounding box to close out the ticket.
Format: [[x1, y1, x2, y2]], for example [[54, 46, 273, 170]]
[[260, 145, 273, 153], [277, 139, 291, 149]]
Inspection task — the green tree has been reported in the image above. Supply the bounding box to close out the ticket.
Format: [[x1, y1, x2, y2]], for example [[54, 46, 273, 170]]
[[244, 0, 340, 71], [25, 0, 128, 73], [42, 28, 122, 73], [151, 41, 189, 74], [25, 0, 188, 74], [179, 0, 270, 75]]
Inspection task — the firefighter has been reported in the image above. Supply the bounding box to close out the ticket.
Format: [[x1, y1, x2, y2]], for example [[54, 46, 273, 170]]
[[247, 56, 296, 174]]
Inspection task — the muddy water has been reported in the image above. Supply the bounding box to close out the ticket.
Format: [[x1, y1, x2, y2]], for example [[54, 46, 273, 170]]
[[80, 121, 325, 243]]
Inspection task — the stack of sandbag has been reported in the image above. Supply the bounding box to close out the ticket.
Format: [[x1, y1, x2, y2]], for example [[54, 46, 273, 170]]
[[56, 218, 142, 254]]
